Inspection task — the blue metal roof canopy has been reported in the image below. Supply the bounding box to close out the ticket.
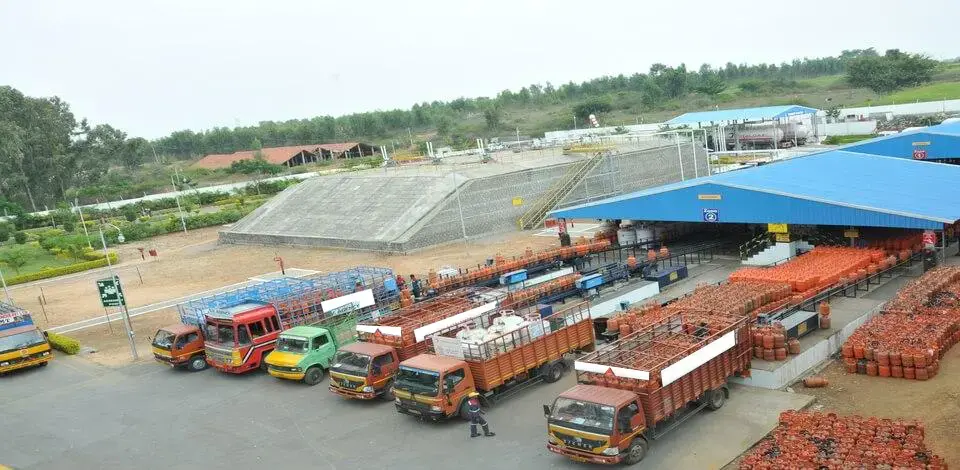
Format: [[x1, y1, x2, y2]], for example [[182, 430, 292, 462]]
[[549, 150, 960, 230], [841, 121, 960, 161], [666, 105, 820, 125]]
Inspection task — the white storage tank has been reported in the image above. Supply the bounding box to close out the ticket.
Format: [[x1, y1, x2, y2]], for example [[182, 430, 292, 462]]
[[635, 225, 654, 243], [617, 227, 637, 246]]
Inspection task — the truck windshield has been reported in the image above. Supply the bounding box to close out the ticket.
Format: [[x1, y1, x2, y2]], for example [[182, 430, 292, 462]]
[[331, 351, 370, 375], [549, 397, 615, 435], [276, 336, 309, 353], [0, 329, 47, 354], [205, 322, 235, 346], [394, 366, 440, 397], [152, 329, 176, 349]]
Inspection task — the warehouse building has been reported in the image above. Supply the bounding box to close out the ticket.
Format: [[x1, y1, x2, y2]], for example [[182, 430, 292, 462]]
[[841, 120, 960, 163]]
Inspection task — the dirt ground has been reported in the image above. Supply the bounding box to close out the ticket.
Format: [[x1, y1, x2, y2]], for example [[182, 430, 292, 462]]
[[12, 225, 560, 366], [797, 352, 960, 467]]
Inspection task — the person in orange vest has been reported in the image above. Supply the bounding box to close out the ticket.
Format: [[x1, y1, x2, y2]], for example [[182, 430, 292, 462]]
[[467, 392, 495, 438]]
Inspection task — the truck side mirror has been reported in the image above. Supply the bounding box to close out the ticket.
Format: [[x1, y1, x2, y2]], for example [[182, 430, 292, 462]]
[[543, 404, 552, 418], [43, 331, 49, 338]]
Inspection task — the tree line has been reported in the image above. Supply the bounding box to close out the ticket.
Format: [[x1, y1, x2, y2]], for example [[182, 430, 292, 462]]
[[0, 48, 942, 211]]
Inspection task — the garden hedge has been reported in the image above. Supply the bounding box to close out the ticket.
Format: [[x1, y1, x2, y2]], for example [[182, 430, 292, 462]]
[[5, 253, 119, 286], [47, 332, 81, 355]]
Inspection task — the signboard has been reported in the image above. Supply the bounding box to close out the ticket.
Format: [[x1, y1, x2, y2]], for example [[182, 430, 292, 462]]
[[767, 223, 788, 234], [775, 233, 791, 243], [96, 277, 125, 307], [0, 311, 28, 328], [912, 141, 931, 146], [697, 194, 722, 200], [702, 209, 719, 223], [913, 149, 927, 160], [431, 336, 465, 359], [923, 230, 937, 248], [844, 229, 860, 239], [512, 197, 523, 206]]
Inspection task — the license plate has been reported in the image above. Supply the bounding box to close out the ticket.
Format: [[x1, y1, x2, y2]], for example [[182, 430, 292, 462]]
[[407, 409, 421, 415], [571, 456, 589, 463]]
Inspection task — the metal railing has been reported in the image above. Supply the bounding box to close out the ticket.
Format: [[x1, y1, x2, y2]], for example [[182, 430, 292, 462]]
[[517, 152, 607, 230]]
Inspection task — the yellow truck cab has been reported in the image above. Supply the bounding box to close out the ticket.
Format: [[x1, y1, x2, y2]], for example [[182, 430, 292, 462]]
[[0, 303, 53, 374]]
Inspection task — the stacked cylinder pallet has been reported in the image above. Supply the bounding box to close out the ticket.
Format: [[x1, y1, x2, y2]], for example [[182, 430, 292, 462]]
[[731, 246, 889, 303], [842, 266, 960, 380], [500, 273, 581, 310], [740, 411, 947, 469], [751, 323, 802, 361], [429, 240, 610, 292]]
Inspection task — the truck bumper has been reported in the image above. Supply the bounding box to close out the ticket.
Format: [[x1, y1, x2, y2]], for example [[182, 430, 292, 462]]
[[267, 369, 304, 381], [153, 354, 185, 368], [329, 385, 377, 400], [0, 355, 51, 374], [209, 361, 257, 374], [547, 444, 620, 465], [395, 404, 445, 420]]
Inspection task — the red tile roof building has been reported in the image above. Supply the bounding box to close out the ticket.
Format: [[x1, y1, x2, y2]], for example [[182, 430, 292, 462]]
[[192, 142, 377, 169]]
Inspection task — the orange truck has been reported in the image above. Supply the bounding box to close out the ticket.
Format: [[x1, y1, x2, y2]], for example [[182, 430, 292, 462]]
[[392, 303, 596, 421], [329, 287, 505, 400], [544, 310, 751, 465]]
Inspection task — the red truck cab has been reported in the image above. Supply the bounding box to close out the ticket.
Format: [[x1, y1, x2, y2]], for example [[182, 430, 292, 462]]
[[203, 302, 283, 373], [328, 342, 400, 400], [151, 323, 207, 371], [545, 385, 648, 465]]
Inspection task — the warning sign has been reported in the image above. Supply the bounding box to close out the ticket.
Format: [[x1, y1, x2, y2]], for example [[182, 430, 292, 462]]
[[913, 149, 928, 160], [923, 230, 937, 248]]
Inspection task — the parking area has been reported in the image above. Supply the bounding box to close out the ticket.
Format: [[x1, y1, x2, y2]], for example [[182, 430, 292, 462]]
[[0, 356, 811, 470]]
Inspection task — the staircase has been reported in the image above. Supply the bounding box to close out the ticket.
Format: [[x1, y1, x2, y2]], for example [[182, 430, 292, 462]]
[[739, 232, 774, 260], [517, 152, 607, 230]]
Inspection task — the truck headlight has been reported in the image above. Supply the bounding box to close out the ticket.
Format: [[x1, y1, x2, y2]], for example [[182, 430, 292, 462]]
[[395, 398, 401, 404], [548, 435, 561, 445], [362, 386, 374, 392], [0, 362, 8, 367], [290, 367, 302, 373], [601, 447, 619, 456], [430, 405, 442, 412], [41, 351, 50, 356]]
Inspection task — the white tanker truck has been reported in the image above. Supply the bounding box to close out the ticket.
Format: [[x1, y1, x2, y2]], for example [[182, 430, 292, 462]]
[[725, 122, 810, 149]]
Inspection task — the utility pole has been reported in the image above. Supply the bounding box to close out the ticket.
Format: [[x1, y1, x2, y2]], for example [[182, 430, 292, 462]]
[[99, 225, 138, 360]]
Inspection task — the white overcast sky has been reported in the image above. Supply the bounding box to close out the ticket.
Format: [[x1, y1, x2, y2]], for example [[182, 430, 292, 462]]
[[1, 0, 958, 138]]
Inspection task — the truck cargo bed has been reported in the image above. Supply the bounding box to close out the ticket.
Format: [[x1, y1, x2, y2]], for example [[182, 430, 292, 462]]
[[575, 311, 750, 426], [456, 303, 596, 391]]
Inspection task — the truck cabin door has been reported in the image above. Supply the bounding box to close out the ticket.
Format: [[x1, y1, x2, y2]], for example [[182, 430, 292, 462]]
[[617, 402, 644, 440], [174, 332, 199, 357], [370, 353, 397, 385], [313, 334, 334, 360], [442, 368, 469, 410]]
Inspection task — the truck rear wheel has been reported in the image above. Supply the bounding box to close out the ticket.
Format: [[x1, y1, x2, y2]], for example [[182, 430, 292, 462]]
[[542, 361, 564, 383], [705, 387, 727, 411], [303, 366, 324, 386], [188, 356, 208, 372], [621, 437, 648, 465]]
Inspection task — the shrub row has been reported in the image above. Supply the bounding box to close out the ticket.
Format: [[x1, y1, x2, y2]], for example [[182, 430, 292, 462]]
[[5, 253, 119, 286], [47, 332, 81, 355]]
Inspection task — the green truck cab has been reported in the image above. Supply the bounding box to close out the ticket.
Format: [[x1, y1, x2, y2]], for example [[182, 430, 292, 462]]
[[264, 315, 357, 386]]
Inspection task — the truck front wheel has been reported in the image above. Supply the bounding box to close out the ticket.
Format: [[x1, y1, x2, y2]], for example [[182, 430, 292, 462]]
[[303, 366, 325, 386], [621, 437, 648, 465], [188, 356, 208, 372], [542, 362, 565, 383]]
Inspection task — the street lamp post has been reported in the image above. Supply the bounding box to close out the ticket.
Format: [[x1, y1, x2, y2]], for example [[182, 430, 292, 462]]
[[1, 268, 10, 303], [99, 223, 138, 360]]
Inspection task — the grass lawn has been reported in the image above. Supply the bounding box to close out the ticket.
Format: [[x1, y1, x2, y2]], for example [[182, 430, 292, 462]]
[[866, 82, 960, 105], [0, 243, 76, 279]]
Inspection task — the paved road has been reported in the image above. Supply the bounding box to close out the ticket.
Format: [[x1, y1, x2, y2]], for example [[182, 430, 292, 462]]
[[0, 356, 811, 470]]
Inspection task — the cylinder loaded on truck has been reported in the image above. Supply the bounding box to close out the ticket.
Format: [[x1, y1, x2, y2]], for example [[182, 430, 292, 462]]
[[0, 302, 53, 374], [329, 287, 506, 400], [544, 310, 751, 466], [392, 302, 595, 421]]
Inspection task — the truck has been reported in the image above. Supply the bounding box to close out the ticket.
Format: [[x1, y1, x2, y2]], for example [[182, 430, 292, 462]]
[[0, 303, 53, 374], [151, 313, 207, 371], [264, 303, 373, 385], [543, 310, 750, 465], [166, 268, 398, 375], [392, 302, 596, 421], [329, 287, 504, 400]]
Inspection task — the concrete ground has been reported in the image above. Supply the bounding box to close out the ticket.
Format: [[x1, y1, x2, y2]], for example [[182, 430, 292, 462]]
[[0, 357, 811, 470]]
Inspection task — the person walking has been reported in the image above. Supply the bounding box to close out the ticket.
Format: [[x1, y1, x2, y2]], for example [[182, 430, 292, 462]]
[[467, 392, 495, 438]]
